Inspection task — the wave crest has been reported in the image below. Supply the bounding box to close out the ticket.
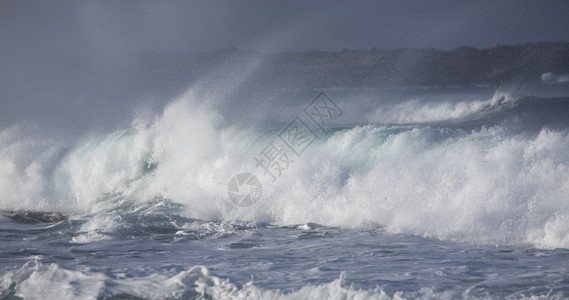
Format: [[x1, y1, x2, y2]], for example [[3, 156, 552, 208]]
[[1, 90, 569, 249]]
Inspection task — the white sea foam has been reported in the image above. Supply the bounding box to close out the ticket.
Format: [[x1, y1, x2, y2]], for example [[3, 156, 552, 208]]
[[4, 260, 563, 299], [1, 90, 568, 249], [0, 261, 478, 299], [366, 91, 518, 124]]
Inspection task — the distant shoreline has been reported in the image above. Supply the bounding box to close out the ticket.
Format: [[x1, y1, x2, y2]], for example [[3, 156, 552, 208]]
[[155, 42, 569, 88], [263, 42, 569, 88]]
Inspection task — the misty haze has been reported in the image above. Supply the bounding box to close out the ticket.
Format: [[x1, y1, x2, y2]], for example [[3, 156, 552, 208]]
[[1, 1, 569, 299]]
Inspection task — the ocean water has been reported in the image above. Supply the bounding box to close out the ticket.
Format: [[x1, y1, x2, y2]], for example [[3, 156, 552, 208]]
[[2, 87, 569, 299]]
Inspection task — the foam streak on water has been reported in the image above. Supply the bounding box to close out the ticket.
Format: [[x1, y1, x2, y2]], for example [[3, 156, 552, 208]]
[[1, 218, 569, 299]]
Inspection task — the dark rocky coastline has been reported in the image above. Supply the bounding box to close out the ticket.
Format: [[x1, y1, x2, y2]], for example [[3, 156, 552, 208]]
[[257, 42, 569, 88], [136, 42, 569, 92]]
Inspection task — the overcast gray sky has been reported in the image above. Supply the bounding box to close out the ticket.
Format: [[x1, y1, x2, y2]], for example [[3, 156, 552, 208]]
[[2, 0, 569, 133], [2, 0, 569, 55]]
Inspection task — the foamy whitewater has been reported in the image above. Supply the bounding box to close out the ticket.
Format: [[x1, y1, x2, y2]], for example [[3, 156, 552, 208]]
[[2, 86, 569, 299]]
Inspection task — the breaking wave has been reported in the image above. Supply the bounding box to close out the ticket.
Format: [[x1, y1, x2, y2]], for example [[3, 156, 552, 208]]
[[1, 89, 569, 249]]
